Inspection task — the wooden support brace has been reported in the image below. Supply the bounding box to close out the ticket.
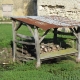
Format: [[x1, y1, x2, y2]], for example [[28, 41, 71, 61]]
[[12, 20, 17, 62], [27, 25, 34, 37], [39, 29, 50, 43], [34, 27, 41, 68], [15, 22, 22, 31], [15, 40, 35, 45], [70, 28, 78, 39], [73, 27, 78, 33]]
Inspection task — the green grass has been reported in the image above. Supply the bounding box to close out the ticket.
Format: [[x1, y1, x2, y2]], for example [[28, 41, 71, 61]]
[[0, 24, 12, 47], [0, 24, 32, 47], [0, 60, 80, 80], [0, 24, 75, 47]]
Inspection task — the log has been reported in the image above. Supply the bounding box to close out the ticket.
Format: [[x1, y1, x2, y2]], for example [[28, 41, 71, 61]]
[[15, 40, 35, 45], [40, 42, 62, 53], [18, 56, 35, 61], [17, 33, 34, 40]]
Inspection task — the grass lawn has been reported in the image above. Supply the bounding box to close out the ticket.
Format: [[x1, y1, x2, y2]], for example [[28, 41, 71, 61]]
[[0, 24, 32, 47], [0, 60, 80, 80], [0, 24, 80, 80]]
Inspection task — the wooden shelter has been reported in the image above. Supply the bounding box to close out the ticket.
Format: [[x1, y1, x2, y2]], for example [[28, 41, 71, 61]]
[[11, 16, 80, 67]]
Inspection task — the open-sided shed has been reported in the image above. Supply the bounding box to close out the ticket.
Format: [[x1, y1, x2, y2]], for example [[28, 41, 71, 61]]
[[11, 16, 80, 67]]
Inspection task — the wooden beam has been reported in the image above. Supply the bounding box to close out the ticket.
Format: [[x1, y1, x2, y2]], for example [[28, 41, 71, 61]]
[[17, 33, 34, 40], [12, 20, 17, 62], [15, 40, 35, 45], [39, 29, 50, 43], [15, 22, 22, 31], [34, 27, 41, 68]]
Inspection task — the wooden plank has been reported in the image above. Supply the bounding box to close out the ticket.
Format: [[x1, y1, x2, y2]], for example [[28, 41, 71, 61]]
[[40, 48, 77, 60], [34, 28, 41, 67], [17, 33, 34, 40], [15, 40, 35, 45], [12, 20, 17, 62]]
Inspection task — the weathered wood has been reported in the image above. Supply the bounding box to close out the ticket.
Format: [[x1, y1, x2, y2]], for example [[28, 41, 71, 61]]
[[40, 48, 77, 60], [73, 27, 78, 33], [18, 56, 35, 60], [15, 40, 35, 45], [53, 28, 58, 44], [40, 43, 57, 53], [17, 33, 34, 40], [34, 27, 41, 67], [70, 28, 78, 39], [39, 29, 50, 43], [27, 25, 34, 37], [76, 27, 80, 62], [12, 20, 17, 62], [76, 39, 78, 50], [15, 22, 22, 31]]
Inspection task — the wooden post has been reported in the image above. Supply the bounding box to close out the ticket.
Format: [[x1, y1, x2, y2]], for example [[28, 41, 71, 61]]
[[76, 27, 80, 62], [12, 20, 17, 62], [53, 28, 58, 44], [34, 27, 41, 67], [76, 39, 78, 50]]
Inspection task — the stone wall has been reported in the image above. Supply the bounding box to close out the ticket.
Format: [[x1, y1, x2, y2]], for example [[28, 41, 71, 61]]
[[37, 0, 80, 21], [1, 0, 80, 22], [0, 0, 35, 18]]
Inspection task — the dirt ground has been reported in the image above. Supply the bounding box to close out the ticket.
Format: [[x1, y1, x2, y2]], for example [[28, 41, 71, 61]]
[[0, 47, 35, 64], [0, 48, 13, 64]]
